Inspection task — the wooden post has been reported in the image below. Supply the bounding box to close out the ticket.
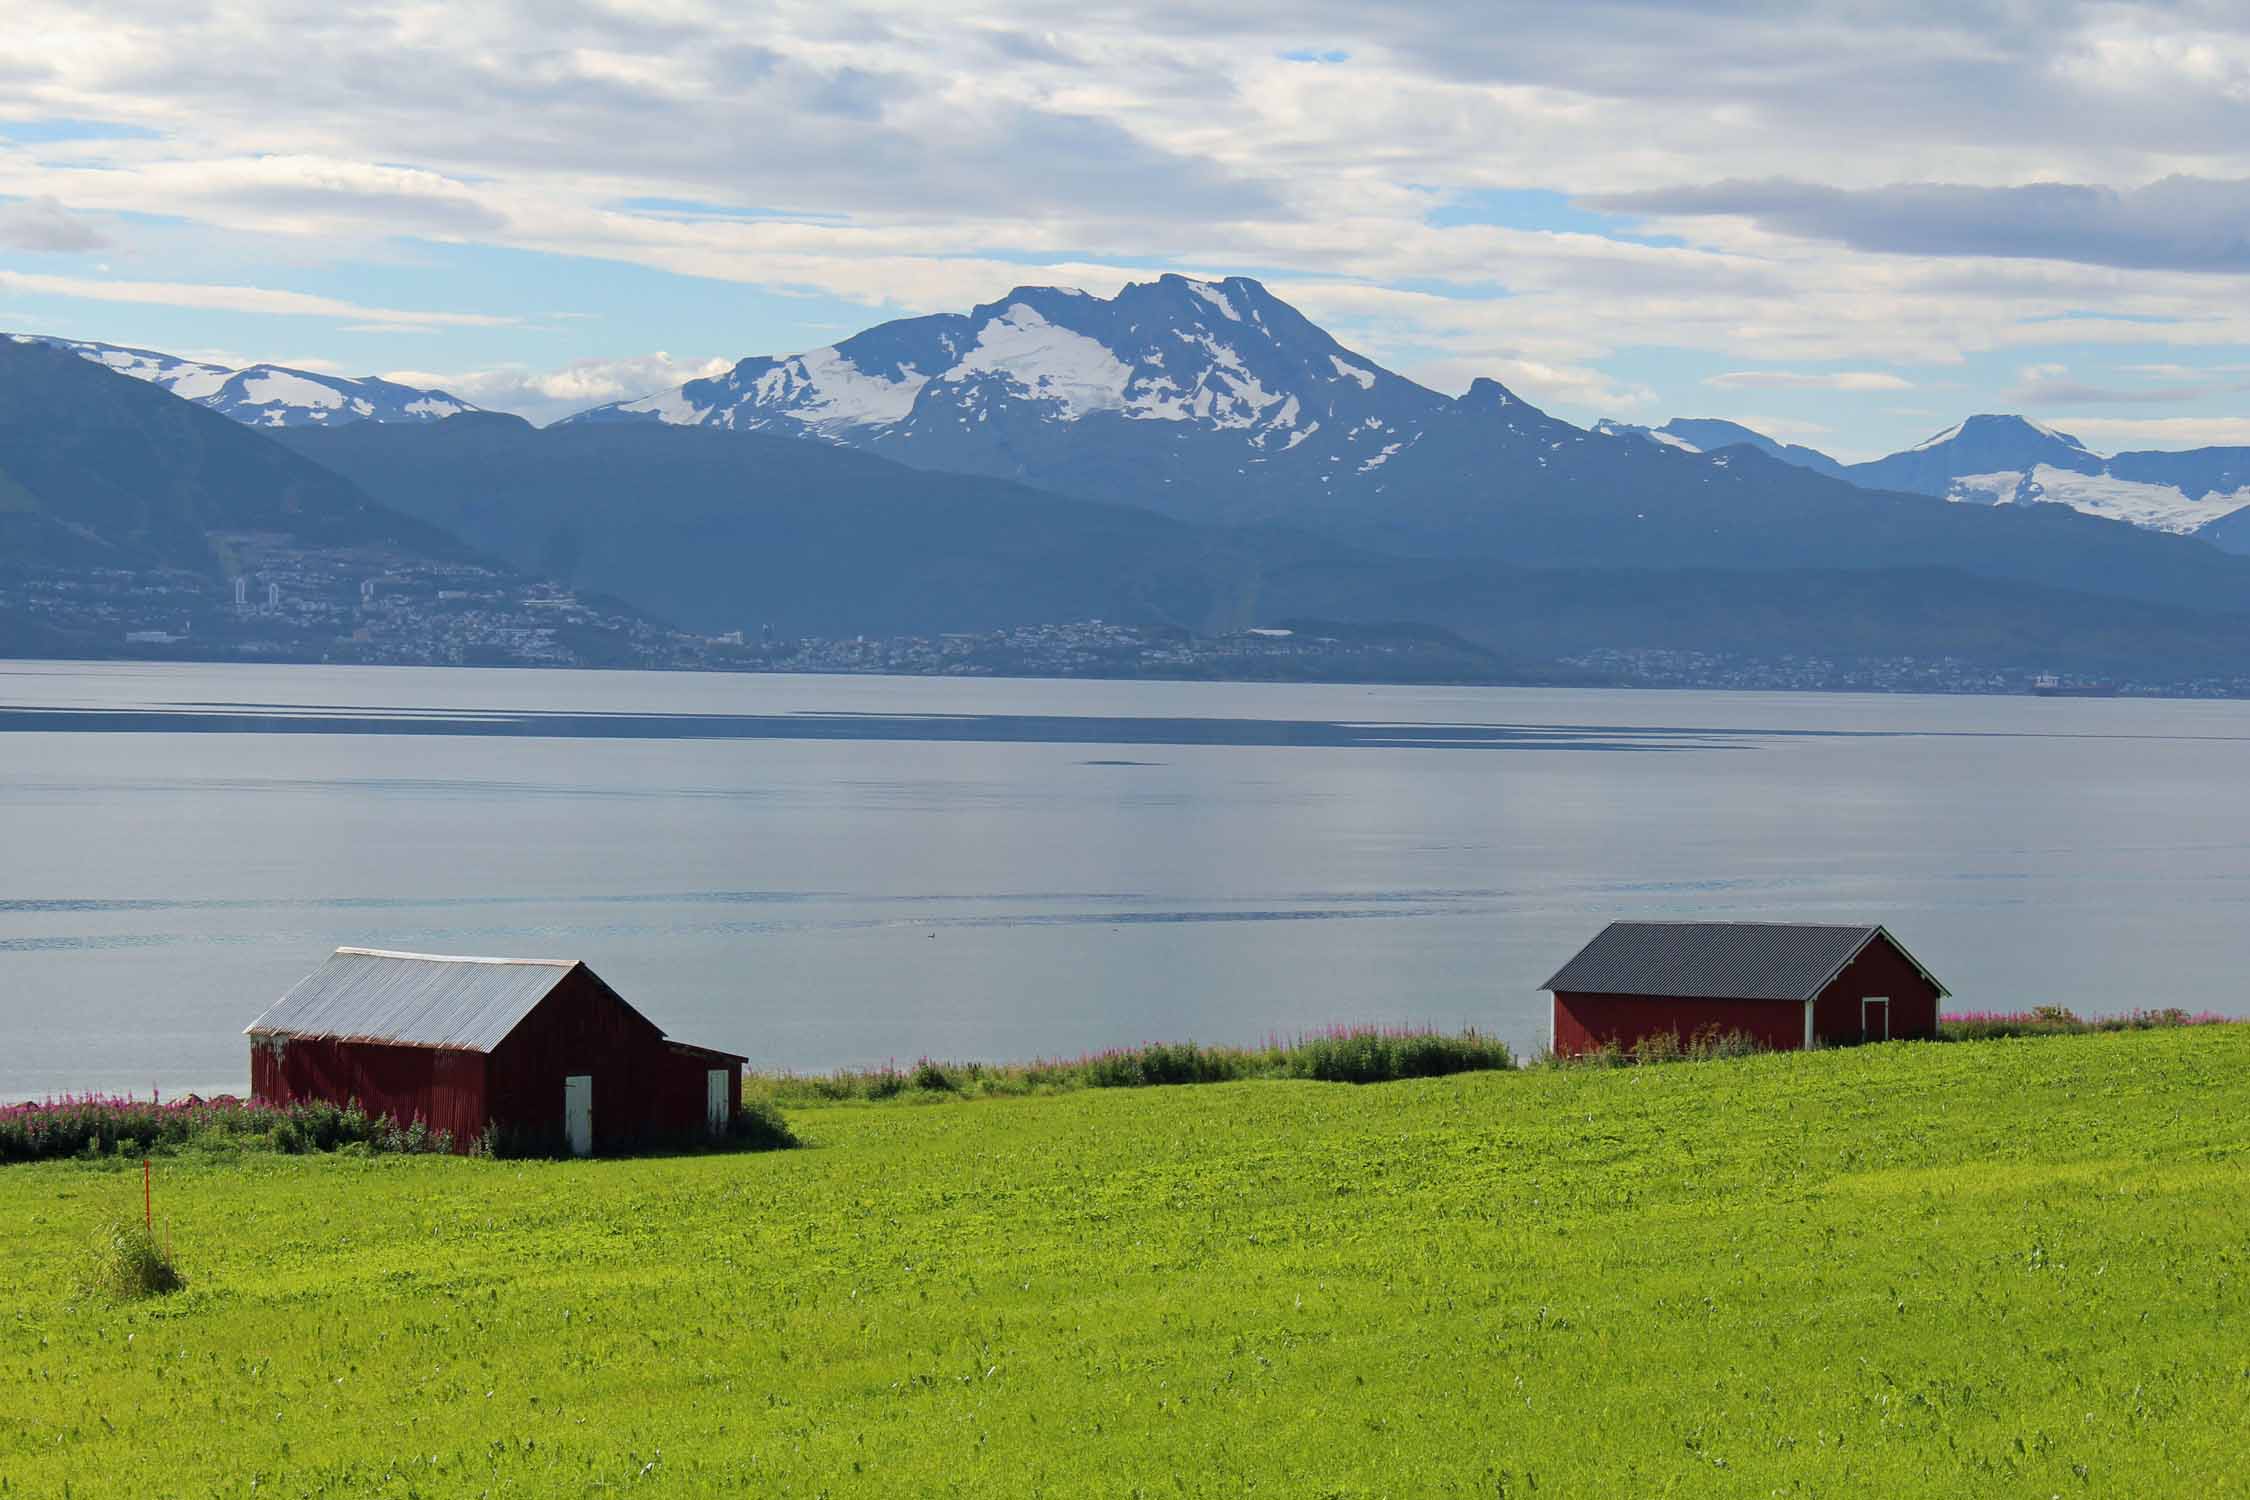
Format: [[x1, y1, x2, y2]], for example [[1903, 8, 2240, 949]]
[[144, 1158, 151, 1232]]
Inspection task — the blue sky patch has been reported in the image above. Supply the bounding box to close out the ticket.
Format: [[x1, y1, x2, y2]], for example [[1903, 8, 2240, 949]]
[[0, 118, 162, 144], [611, 197, 850, 223], [1426, 188, 1684, 247]]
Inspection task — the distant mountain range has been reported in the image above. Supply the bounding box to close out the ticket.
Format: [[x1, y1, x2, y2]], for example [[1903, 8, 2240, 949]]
[[1593, 418, 1851, 480], [18, 280, 2250, 685], [22, 335, 480, 427], [26, 298, 2250, 551], [1599, 410, 2250, 546]]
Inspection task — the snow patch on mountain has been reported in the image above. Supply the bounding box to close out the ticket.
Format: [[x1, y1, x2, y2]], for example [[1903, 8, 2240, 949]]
[[26, 336, 479, 427], [1948, 464, 2250, 534], [2023, 418, 2087, 448], [1186, 280, 1241, 321], [240, 370, 345, 414], [953, 303, 1137, 418], [1946, 471, 2029, 506], [620, 384, 713, 425], [780, 347, 930, 428], [1329, 355, 1376, 390]]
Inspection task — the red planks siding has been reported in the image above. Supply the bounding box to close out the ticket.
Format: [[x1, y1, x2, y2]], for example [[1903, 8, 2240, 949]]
[[250, 1037, 488, 1147], [483, 966, 684, 1151], [1552, 992, 1806, 1058], [1811, 934, 1941, 1045]]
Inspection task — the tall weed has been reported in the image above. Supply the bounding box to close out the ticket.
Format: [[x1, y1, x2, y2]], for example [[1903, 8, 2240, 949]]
[[77, 1214, 185, 1301]]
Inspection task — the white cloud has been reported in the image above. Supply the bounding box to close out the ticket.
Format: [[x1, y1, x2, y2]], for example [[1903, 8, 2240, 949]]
[[0, 268, 516, 326], [2058, 416, 2250, 448], [1728, 414, 1835, 439], [1704, 370, 1912, 391], [383, 352, 737, 424], [2, 1, 2249, 446], [0, 195, 108, 252]]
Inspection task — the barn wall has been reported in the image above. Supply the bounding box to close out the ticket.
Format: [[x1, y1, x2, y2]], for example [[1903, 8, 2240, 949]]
[[1812, 937, 1942, 1044], [1552, 992, 1807, 1058], [665, 1046, 744, 1135], [249, 1037, 488, 1148], [484, 967, 702, 1152]]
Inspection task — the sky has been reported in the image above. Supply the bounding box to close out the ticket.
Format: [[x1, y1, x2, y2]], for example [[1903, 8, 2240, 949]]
[[3, 1, 2249, 458]]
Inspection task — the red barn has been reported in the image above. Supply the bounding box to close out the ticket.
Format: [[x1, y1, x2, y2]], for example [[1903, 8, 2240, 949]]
[[1543, 921, 1947, 1058], [246, 948, 747, 1155]]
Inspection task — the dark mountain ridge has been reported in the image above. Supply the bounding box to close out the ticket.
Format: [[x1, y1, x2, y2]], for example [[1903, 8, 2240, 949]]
[[0, 337, 469, 573], [278, 414, 2250, 682], [272, 415, 1293, 639]]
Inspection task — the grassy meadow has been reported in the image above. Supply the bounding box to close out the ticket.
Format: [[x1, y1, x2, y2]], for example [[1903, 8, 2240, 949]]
[[4, 1027, 2248, 1496]]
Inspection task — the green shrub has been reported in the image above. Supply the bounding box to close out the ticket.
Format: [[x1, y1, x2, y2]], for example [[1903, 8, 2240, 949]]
[[77, 1214, 185, 1301], [1284, 1026, 1515, 1083], [909, 1058, 958, 1093], [729, 1098, 800, 1152], [0, 1093, 460, 1165], [1084, 1041, 1252, 1088], [1939, 1008, 2228, 1041], [752, 1026, 1517, 1103]]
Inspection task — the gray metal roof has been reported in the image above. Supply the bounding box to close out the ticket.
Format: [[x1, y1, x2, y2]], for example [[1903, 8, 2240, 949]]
[[1543, 921, 1943, 1002], [245, 947, 583, 1052]]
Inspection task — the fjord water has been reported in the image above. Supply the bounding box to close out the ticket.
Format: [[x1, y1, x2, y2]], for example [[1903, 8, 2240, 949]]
[[4, 660, 2248, 1098]]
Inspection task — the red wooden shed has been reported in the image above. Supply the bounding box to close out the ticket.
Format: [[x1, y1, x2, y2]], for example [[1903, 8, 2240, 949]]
[[246, 947, 748, 1155], [1543, 921, 1948, 1058]]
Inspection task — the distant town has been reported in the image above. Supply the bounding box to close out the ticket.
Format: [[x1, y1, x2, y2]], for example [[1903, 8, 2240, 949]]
[[11, 545, 2250, 698]]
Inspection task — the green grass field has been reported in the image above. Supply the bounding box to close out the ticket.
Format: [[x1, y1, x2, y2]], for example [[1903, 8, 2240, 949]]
[[5, 1028, 2247, 1497]]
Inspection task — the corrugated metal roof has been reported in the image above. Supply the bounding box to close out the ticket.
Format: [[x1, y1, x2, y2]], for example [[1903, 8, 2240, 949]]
[[244, 947, 578, 1052], [1542, 921, 1896, 1002]]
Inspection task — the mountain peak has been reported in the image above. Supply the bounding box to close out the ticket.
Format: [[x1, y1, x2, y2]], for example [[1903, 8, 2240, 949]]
[[1850, 411, 2113, 505], [1459, 377, 1521, 408], [1910, 414, 2093, 455], [1591, 415, 1850, 478]]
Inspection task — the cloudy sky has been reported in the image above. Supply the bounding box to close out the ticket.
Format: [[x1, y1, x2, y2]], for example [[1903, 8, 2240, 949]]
[[3, 0, 2249, 457]]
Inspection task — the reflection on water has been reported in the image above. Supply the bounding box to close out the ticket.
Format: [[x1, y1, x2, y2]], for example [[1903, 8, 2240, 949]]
[[5, 660, 2250, 1097], [0, 702, 1749, 752]]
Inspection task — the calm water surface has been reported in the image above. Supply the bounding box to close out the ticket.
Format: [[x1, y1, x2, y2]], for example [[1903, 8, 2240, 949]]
[[4, 660, 2248, 1097]]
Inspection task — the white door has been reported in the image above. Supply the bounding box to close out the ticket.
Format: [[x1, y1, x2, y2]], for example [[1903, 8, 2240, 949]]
[[706, 1069, 730, 1135], [564, 1074, 593, 1157], [1861, 998, 1890, 1042]]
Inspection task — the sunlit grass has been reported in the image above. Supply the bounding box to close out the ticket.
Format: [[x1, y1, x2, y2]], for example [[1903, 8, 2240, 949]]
[[3, 1026, 2246, 1495]]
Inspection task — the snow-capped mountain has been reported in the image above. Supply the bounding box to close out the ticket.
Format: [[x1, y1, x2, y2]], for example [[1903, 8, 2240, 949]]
[[555, 276, 2250, 572], [564, 274, 1475, 525], [573, 274, 1424, 440], [1845, 416, 2250, 539], [1606, 410, 2250, 540], [1595, 417, 1848, 479], [18, 336, 479, 427], [1847, 415, 2102, 496]]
